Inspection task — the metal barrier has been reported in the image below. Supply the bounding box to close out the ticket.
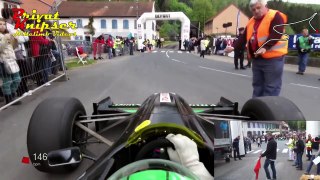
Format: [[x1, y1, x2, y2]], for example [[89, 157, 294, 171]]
[[0, 35, 138, 110], [0, 32, 67, 111]]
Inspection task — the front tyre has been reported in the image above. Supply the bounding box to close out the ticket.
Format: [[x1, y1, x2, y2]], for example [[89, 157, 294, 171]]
[[27, 97, 86, 173]]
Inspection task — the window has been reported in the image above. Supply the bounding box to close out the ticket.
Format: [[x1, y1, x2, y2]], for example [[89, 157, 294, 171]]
[[134, 20, 137, 29], [257, 123, 260, 128], [258, 131, 261, 136], [144, 33, 146, 40], [76, 19, 83, 28], [252, 123, 255, 128], [101, 20, 106, 29], [247, 122, 251, 128], [144, 22, 146, 29], [123, 20, 129, 29], [112, 20, 118, 29], [152, 22, 155, 31]]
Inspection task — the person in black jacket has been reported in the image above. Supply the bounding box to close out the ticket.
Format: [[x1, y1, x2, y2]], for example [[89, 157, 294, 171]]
[[260, 133, 277, 180], [233, 136, 242, 161], [233, 27, 246, 70], [295, 134, 305, 170]]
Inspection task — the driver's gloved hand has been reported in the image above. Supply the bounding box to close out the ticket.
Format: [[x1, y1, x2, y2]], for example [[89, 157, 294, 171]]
[[166, 133, 214, 180]]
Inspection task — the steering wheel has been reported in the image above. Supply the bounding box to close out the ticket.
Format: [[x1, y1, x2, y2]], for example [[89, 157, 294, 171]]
[[135, 138, 175, 161]]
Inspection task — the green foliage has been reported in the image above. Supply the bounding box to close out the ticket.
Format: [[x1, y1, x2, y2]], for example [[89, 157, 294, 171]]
[[159, 21, 180, 40], [190, 0, 215, 30], [170, 0, 193, 17], [68, 0, 320, 37], [238, 1, 320, 35], [66, 59, 96, 69], [85, 17, 95, 36], [287, 121, 306, 131]]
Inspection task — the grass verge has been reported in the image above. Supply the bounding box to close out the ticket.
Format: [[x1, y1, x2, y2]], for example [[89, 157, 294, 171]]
[[162, 41, 178, 47], [65, 58, 97, 70]]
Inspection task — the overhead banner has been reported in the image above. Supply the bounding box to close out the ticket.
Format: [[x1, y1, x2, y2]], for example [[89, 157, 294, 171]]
[[288, 34, 320, 50]]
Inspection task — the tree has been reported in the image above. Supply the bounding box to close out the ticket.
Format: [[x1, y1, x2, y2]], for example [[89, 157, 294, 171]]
[[190, 0, 215, 31], [287, 121, 306, 131], [84, 16, 95, 36], [159, 21, 179, 40]]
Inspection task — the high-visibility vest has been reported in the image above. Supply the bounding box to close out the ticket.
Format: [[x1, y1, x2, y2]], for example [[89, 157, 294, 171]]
[[288, 138, 294, 149], [204, 39, 209, 48], [246, 9, 288, 59], [120, 40, 124, 48], [114, 39, 120, 48], [306, 139, 312, 148]]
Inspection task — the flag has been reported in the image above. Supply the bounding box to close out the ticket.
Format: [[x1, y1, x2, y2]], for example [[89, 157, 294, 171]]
[[254, 157, 261, 180], [236, 10, 240, 36]]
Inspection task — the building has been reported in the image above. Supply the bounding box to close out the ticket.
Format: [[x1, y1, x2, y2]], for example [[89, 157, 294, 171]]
[[0, 0, 21, 16], [204, 4, 249, 36], [242, 121, 289, 138], [56, 1, 157, 41]]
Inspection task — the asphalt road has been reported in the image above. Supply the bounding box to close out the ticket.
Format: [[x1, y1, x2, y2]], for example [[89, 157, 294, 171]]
[[214, 140, 317, 180], [0, 48, 320, 179]]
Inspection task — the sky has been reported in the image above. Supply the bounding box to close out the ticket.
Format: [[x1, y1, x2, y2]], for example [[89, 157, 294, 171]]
[[270, 0, 320, 5]]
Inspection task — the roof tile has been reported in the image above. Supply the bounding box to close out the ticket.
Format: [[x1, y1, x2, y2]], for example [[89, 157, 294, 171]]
[[57, 1, 153, 17]]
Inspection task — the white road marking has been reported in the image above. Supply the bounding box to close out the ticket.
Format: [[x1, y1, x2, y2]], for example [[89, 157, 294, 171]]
[[166, 51, 170, 58], [186, 52, 190, 53], [152, 51, 157, 53], [171, 59, 187, 64], [247, 150, 254, 153], [178, 51, 182, 53], [169, 51, 174, 53], [161, 51, 165, 53], [253, 150, 262, 154], [199, 66, 252, 78], [282, 148, 288, 153], [290, 83, 320, 90]]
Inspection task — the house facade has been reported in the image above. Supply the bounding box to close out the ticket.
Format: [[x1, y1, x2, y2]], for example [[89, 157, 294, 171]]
[[242, 121, 289, 138], [204, 4, 249, 36], [56, 1, 157, 41]]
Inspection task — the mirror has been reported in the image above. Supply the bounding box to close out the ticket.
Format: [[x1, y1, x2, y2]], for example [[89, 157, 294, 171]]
[[48, 147, 82, 167]]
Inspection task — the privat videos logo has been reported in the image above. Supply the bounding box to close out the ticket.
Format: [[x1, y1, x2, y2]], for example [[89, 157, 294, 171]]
[[11, 8, 78, 37]]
